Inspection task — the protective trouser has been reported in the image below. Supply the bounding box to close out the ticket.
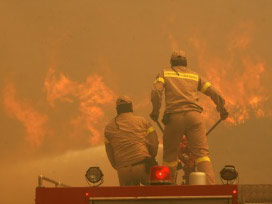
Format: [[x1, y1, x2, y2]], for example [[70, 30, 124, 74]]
[[117, 162, 149, 186], [162, 111, 216, 184]]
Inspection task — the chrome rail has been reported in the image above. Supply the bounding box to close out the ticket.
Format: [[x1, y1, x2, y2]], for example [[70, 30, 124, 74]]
[[38, 175, 70, 187]]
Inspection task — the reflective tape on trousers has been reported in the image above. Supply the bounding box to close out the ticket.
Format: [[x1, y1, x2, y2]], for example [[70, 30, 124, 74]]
[[195, 156, 211, 164]]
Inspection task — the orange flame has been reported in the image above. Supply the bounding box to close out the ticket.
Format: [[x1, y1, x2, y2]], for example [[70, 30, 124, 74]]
[[189, 22, 270, 126], [44, 67, 77, 106], [3, 82, 48, 147], [44, 67, 115, 145]]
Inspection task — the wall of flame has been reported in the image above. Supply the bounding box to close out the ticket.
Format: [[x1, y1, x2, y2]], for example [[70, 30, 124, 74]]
[[1, 0, 272, 203]]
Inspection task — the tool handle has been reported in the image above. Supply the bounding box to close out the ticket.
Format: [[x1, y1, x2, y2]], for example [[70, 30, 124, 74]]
[[156, 120, 164, 133], [206, 119, 223, 136], [155, 118, 222, 136]]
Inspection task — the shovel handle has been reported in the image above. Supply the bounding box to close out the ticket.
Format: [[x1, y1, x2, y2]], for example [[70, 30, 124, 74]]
[[155, 118, 222, 136], [206, 119, 223, 136]]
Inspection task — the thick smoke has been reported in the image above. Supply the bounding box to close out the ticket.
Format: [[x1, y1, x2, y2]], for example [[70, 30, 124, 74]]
[[1, 1, 272, 204]]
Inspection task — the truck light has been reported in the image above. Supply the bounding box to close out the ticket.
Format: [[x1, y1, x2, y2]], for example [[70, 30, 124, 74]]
[[150, 166, 172, 185], [85, 167, 104, 186], [220, 165, 238, 184]]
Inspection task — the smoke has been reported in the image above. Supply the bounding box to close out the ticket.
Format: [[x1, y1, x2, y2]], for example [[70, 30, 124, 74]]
[[227, 22, 254, 51], [168, 33, 180, 51], [1, 1, 272, 204]]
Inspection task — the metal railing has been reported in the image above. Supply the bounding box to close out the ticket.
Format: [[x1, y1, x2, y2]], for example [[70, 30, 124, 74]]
[[38, 175, 70, 187]]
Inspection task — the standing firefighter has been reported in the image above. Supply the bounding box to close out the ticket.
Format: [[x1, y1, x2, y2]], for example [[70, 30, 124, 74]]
[[105, 95, 159, 186], [150, 50, 228, 184]]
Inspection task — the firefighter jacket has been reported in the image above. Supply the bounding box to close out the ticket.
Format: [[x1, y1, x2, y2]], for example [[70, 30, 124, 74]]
[[104, 112, 159, 169], [151, 66, 226, 115]]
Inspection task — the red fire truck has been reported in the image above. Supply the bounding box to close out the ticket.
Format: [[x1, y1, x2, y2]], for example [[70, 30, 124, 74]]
[[35, 164, 272, 204], [35, 165, 242, 204], [36, 184, 238, 204]]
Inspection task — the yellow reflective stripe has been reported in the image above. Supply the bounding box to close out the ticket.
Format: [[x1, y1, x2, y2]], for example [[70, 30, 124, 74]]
[[201, 82, 211, 93], [154, 77, 165, 84], [147, 126, 155, 134], [195, 156, 211, 164], [104, 138, 110, 144], [162, 161, 178, 167], [164, 71, 199, 81]]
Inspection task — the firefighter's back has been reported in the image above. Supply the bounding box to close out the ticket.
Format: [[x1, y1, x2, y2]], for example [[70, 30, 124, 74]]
[[105, 112, 151, 168], [161, 66, 203, 114]]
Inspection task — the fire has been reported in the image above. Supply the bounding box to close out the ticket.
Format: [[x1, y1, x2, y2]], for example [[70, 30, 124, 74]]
[[189, 22, 270, 126], [44, 67, 115, 145], [3, 82, 48, 147], [2, 67, 114, 148], [44, 67, 77, 106]]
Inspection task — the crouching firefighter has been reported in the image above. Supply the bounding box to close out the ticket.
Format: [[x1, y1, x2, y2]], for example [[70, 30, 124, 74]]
[[104, 95, 159, 186], [150, 50, 228, 184]]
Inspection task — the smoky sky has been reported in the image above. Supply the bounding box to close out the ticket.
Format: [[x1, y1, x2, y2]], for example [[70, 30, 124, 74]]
[[1, 0, 272, 203]]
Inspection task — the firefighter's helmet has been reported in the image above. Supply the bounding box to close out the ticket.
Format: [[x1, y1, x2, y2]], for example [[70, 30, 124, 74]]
[[116, 95, 133, 115], [116, 95, 132, 106], [170, 50, 187, 66]]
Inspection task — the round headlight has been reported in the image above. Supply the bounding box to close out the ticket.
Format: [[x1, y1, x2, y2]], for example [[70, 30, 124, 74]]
[[85, 167, 104, 184], [220, 165, 238, 183]]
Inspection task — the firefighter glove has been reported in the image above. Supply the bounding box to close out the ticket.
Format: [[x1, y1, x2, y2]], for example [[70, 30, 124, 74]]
[[220, 107, 229, 120]]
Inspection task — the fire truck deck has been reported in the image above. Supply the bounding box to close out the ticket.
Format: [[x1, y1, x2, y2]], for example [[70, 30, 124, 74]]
[[36, 184, 238, 204]]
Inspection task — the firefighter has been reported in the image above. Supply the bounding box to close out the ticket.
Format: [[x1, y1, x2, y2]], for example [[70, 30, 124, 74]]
[[104, 95, 159, 186], [150, 50, 228, 184]]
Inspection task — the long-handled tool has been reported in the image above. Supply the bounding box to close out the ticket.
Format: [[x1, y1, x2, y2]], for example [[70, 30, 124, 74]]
[[155, 120, 164, 133], [156, 118, 223, 136], [206, 119, 223, 136]]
